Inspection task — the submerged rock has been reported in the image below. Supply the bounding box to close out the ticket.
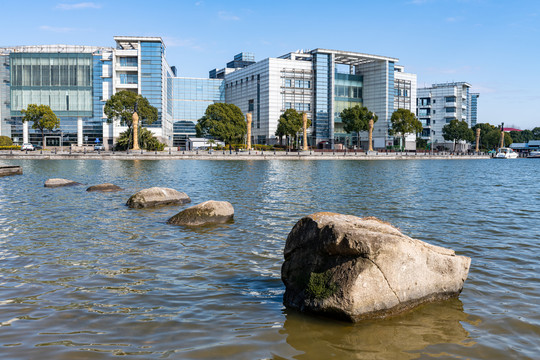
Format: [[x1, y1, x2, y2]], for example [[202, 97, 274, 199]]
[[281, 212, 471, 322], [126, 187, 191, 208], [86, 183, 123, 192], [44, 178, 82, 188], [167, 200, 234, 226]]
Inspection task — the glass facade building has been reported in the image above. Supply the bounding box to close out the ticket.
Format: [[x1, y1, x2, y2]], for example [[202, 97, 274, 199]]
[[470, 93, 479, 127], [172, 77, 224, 148]]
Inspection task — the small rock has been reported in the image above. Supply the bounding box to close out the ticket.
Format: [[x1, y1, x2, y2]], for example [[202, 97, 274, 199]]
[[86, 183, 123, 192], [44, 178, 82, 188], [126, 187, 191, 208], [167, 200, 234, 226], [281, 212, 471, 322]]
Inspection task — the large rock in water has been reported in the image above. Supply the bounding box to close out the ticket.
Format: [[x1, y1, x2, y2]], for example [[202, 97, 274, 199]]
[[86, 183, 123, 192], [44, 178, 82, 188], [167, 200, 234, 226], [126, 187, 191, 208], [281, 212, 471, 322]]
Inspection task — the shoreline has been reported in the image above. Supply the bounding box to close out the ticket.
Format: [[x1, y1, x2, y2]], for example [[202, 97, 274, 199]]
[[0, 150, 491, 161]]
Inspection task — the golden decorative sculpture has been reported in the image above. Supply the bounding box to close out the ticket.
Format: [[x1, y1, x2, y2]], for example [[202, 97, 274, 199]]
[[368, 117, 374, 152], [246, 113, 252, 150], [303, 113, 308, 151], [475, 128, 481, 153], [132, 101, 140, 151]]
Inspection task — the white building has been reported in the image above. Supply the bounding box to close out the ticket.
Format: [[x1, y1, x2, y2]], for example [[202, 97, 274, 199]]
[[417, 82, 472, 148], [214, 49, 416, 149], [394, 65, 417, 150]]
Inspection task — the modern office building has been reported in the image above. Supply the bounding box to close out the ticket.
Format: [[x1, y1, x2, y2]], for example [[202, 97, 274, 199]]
[[470, 93, 479, 127], [417, 82, 472, 147], [0, 36, 175, 147], [172, 77, 224, 148], [1, 36, 419, 150], [394, 65, 417, 150], [213, 49, 416, 149]]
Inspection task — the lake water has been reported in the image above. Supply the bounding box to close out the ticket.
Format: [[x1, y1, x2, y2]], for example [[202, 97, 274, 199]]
[[0, 159, 539, 359]]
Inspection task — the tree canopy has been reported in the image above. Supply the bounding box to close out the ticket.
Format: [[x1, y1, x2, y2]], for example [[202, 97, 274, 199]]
[[104, 90, 157, 128], [443, 119, 475, 151], [389, 108, 422, 149], [275, 109, 310, 148], [472, 123, 512, 150], [196, 103, 246, 147], [340, 105, 377, 135], [21, 104, 60, 143]]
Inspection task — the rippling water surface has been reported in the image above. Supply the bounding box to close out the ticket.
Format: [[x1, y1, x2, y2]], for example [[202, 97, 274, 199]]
[[0, 159, 539, 359]]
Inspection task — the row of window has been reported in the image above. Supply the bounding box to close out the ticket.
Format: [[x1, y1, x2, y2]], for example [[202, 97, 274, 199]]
[[11, 64, 92, 87], [335, 85, 362, 99], [395, 89, 409, 97], [284, 79, 311, 89], [284, 102, 311, 111], [118, 57, 137, 67]]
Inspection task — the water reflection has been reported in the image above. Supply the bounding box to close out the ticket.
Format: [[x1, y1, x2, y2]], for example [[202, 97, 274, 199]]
[[282, 299, 473, 360]]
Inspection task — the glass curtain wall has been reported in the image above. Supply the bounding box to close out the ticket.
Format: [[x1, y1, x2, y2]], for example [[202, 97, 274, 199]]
[[333, 72, 363, 146], [9, 53, 94, 145], [172, 77, 224, 149], [314, 53, 331, 147], [140, 42, 163, 128]]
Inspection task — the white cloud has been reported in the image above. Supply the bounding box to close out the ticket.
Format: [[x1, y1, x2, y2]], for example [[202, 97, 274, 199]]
[[218, 11, 240, 21], [195, 1, 203, 6], [56, 2, 101, 10]]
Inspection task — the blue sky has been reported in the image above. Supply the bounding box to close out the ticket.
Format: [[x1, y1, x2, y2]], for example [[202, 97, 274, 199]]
[[2, 0, 539, 129]]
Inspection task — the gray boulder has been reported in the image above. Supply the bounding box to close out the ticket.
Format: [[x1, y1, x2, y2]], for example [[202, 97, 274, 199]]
[[282, 212, 471, 322], [44, 178, 82, 188], [167, 200, 234, 226], [86, 183, 123, 192], [126, 187, 191, 208]]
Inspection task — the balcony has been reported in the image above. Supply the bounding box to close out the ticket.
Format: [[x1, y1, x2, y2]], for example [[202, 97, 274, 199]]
[[116, 49, 138, 57]]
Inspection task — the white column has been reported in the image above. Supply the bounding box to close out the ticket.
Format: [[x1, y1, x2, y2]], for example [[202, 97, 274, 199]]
[[23, 121, 29, 144], [77, 117, 83, 146]]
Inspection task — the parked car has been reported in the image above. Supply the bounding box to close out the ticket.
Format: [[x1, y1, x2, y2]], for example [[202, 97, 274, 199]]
[[94, 144, 105, 151], [21, 143, 35, 151]]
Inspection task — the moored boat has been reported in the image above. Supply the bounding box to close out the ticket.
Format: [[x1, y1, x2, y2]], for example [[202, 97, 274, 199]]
[[528, 150, 540, 158], [494, 148, 518, 159]]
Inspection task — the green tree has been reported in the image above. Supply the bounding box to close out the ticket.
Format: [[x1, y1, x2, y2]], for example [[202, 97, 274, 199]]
[[196, 103, 246, 152], [472, 123, 498, 150], [104, 90, 157, 128], [389, 108, 422, 150], [532, 127, 540, 139], [21, 104, 60, 145], [340, 105, 377, 148], [115, 127, 165, 151], [0, 136, 13, 146], [274, 109, 309, 150], [443, 119, 474, 151]]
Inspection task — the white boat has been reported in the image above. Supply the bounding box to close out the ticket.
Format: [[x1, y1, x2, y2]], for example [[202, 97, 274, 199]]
[[528, 150, 540, 158], [494, 147, 518, 159]]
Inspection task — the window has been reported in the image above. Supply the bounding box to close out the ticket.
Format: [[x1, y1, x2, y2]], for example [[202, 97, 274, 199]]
[[248, 99, 254, 112], [445, 107, 456, 113]]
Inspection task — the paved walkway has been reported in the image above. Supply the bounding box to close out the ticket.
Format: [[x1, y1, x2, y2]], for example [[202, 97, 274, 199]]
[[0, 150, 491, 160]]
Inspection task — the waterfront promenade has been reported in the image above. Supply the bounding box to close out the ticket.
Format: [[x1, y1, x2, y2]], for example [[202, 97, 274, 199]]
[[0, 149, 490, 160]]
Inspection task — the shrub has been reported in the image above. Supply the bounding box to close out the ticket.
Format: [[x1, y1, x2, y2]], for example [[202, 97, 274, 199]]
[[0, 136, 13, 146], [114, 127, 165, 151], [0, 145, 20, 150]]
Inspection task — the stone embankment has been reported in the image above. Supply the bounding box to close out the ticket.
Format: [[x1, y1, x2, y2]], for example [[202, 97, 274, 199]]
[[0, 149, 491, 161], [281, 212, 471, 322]]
